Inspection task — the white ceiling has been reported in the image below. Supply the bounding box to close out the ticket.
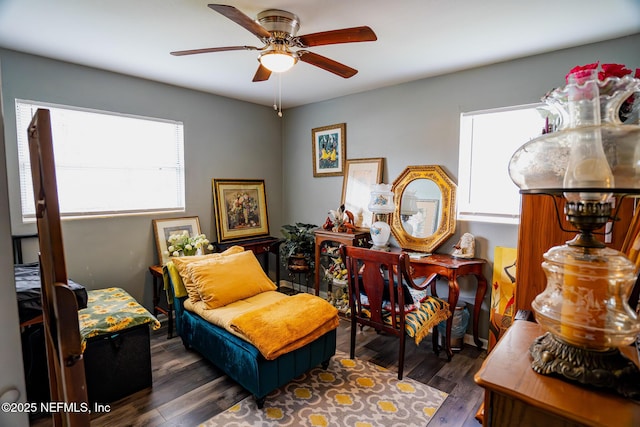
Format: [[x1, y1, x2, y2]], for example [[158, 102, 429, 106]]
[[1, 0, 639, 109]]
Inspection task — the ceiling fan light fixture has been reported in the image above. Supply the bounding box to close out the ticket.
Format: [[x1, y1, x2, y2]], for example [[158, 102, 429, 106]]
[[173, 5, 376, 81], [259, 50, 298, 73]]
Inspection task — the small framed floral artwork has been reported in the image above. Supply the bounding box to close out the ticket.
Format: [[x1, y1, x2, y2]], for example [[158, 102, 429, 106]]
[[152, 216, 201, 265], [212, 179, 270, 242], [312, 123, 346, 177]]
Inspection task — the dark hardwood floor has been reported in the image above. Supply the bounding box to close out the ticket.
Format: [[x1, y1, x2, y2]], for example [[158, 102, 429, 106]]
[[31, 316, 487, 427]]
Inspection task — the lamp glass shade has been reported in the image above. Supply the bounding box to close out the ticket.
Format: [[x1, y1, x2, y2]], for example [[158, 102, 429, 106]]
[[401, 190, 418, 216], [259, 51, 297, 73], [368, 183, 394, 248], [508, 74, 640, 195], [368, 183, 395, 214], [508, 127, 640, 194]]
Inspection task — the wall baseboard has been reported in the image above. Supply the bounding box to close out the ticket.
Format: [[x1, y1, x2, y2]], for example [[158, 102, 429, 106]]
[[464, 333, 488, 350]]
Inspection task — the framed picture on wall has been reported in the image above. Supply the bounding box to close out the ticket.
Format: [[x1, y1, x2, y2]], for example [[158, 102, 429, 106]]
[[341, 158, 384, 229], [311, 123, 346, 177], [212, 179, 270, 242], [152, 216, 201, 265]]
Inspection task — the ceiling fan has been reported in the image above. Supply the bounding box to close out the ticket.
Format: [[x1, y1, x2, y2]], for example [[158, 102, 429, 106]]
[[170, 4, 377, 82]]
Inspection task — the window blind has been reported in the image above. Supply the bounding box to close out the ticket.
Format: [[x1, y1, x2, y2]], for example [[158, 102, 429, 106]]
[[15, 100, 185, 221]]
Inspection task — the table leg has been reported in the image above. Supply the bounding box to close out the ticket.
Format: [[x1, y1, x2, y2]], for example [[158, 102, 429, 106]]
[[151, 271, 173, 339], [151, 276, 160, 317], [473, 273, 488, 349], [444, 277, 460, 361], [314, 241, 321, 296], [273, 244, 281, 289]]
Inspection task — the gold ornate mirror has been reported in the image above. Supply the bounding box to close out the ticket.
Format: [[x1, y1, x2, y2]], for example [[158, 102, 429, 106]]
[[390, 165, 457, 252]]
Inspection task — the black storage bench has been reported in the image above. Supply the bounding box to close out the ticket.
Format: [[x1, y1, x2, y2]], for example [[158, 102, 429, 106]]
[[79, 287, 160, 403]]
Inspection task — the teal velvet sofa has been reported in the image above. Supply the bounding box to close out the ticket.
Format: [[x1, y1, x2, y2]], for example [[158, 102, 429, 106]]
[[164, 265, 337, 408]]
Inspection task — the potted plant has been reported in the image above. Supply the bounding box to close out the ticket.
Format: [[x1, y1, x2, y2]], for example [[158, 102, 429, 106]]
[[280, 222, 318, 272]]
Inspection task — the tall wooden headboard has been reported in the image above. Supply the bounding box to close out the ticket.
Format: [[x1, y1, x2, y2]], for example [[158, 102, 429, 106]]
[[28, 109, 89, 426]]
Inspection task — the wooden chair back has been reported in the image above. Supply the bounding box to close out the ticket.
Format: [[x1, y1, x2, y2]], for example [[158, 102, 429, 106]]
[[342, 246, 411, 336], [341, 245, 443, 379]]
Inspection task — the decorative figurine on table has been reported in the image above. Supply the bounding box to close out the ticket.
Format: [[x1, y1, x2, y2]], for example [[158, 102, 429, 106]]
[[323, 204, 356, 233], [452, 233, 475, 258]]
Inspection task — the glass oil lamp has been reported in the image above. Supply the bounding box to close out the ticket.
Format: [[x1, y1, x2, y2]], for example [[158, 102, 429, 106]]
[[508, 68, 640, 398]]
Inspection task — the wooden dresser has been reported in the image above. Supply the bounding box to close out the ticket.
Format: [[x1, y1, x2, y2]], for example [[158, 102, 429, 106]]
[[475, 321, 640, 427]]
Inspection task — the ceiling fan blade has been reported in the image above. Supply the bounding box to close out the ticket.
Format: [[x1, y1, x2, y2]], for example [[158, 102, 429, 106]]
[[298, 51, 357, 78], [297, 26, 377, 47], [252, 64, 272, 82], [208, 4, 271, 40], [170, 45, 259, 56]]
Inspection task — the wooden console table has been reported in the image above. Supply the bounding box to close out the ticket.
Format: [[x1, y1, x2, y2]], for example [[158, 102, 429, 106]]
[[314, 229, 370, 296], [217, 236, 282, 286], [475, 321, 640, 427], [318, 239, 487, 358], [316, 238, 488, 357], [402, 252, 488, 358]]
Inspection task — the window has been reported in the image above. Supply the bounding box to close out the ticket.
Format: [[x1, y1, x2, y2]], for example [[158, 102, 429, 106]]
[[15, 100, 185, 221], [458, 103, 546, 224]]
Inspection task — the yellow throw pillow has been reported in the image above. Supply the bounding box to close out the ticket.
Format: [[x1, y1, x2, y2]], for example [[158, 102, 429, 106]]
[[188, 250, 277, 309], [171, 246, 245, 303]]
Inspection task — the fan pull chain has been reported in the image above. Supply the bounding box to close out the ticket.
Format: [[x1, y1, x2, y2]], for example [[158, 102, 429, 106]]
[[273, 76, 278, 112], [277, 74, 283, 117], [271, 75, 284, 117]]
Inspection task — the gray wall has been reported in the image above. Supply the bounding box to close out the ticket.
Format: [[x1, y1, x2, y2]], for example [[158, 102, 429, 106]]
[[282, 33, 640, 339], [1, 48, 283, 307]]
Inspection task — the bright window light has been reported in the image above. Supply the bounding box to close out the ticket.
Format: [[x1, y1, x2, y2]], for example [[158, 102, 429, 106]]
[[458, 103, 546, 224], [15, 100, 185, 221]]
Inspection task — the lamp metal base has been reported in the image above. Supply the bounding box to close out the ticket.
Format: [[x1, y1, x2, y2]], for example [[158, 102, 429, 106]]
[[530, 332, 640, 400]]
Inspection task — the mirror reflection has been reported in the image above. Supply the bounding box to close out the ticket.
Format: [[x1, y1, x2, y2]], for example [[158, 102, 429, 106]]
[[391, 165, 457, 253], [400, 180, 442, 238]]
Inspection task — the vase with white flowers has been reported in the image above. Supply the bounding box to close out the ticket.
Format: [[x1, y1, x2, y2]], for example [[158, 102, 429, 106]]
[[165, 231, 214, 257]]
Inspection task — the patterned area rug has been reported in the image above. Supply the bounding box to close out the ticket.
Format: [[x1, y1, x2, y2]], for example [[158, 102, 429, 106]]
[[200, 351, 447, 427]]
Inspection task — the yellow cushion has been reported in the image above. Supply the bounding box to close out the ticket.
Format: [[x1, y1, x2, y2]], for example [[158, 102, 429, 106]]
[[188, 250, 277, 309], [171, 246, 245, 303]]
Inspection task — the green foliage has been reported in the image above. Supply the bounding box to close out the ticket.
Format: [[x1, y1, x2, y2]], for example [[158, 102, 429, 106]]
[[280, 222, 318, 268]]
